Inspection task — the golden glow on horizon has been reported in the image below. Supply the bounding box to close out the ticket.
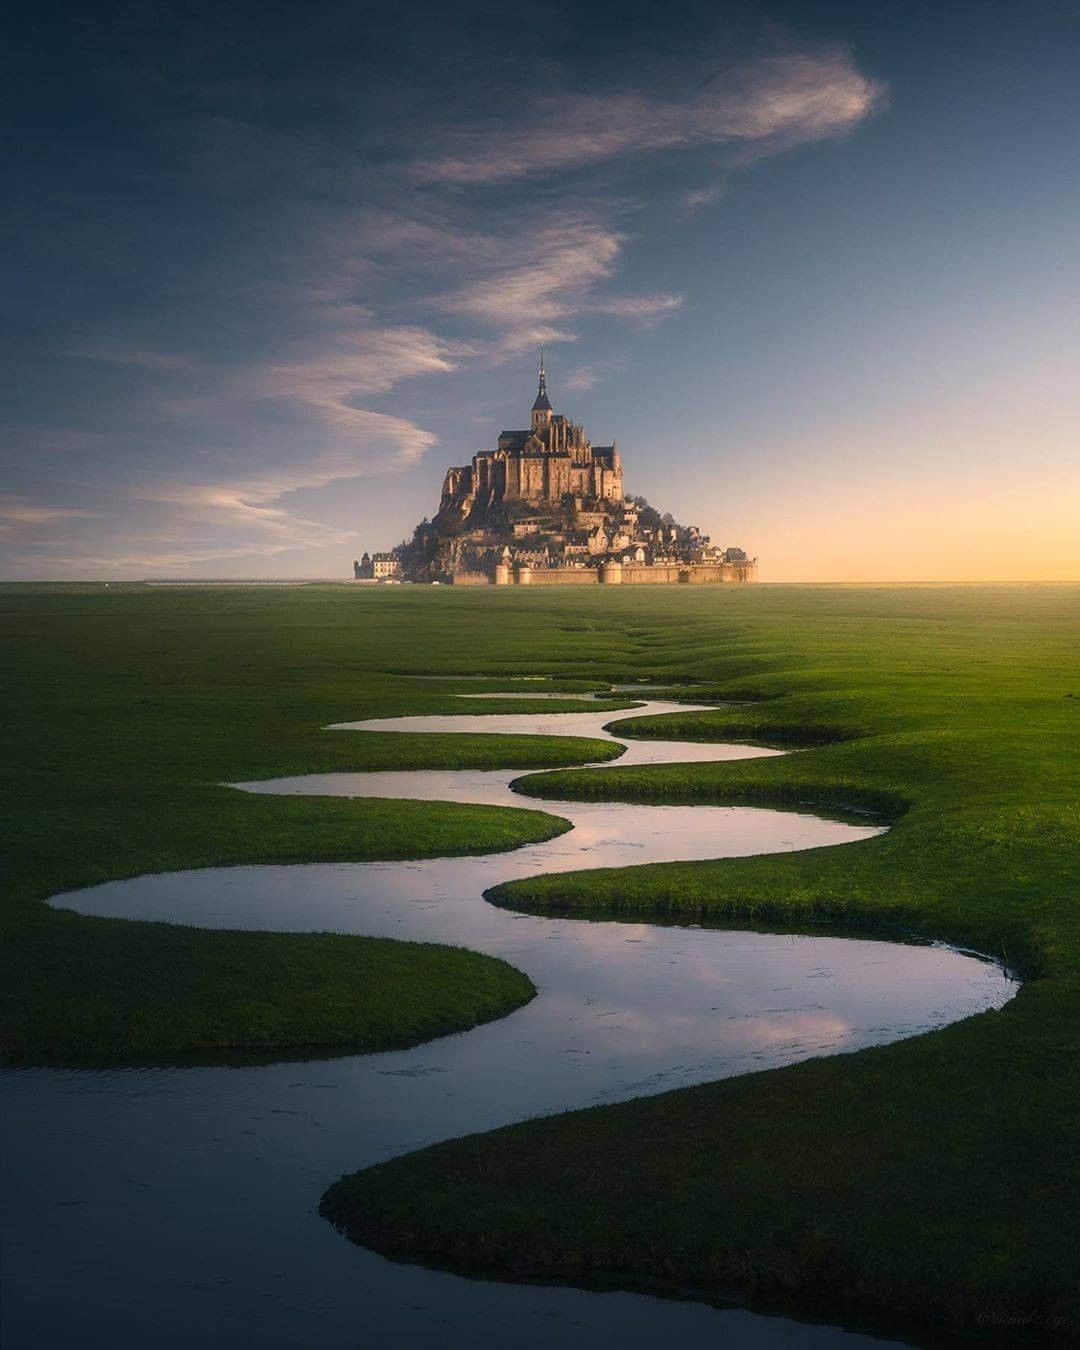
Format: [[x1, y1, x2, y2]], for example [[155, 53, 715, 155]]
[[748, 473, 1079, 582], [682, 402, 1080, 583]]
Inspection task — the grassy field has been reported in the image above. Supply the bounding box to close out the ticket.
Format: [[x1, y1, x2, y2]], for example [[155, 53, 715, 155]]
[[1, 584, 632, 1061], [307, 582, 1078, 1340], [8, 581, 1080, 1335]]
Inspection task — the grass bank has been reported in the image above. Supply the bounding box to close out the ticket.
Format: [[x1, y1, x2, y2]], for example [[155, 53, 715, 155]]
[[8, 917, 538, 1065], [2, 584, 629, 1063], [316, 582, 1080, 1339]]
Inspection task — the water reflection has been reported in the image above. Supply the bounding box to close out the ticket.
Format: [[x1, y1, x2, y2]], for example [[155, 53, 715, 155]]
[[5, 700, 1017, 1349], [325, 698, 776, 768], [456, 690, 605, 700]]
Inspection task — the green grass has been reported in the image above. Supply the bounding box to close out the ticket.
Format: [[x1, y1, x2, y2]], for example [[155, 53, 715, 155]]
[[9, 581, 1080, 1335], [7, 916, 538, 1065], [1, 584, 631, 1062], [310, 582, 1080, 1339]]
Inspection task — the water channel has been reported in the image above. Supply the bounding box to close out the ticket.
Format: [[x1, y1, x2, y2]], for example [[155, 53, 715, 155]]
[[2, 699, 1017, 1347]]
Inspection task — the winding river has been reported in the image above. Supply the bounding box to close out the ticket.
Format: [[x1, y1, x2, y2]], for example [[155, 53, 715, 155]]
[[2, 699, 1017, 1348]]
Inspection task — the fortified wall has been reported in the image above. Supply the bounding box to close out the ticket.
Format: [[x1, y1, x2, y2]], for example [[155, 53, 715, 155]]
[[488, 559, 756, 586]]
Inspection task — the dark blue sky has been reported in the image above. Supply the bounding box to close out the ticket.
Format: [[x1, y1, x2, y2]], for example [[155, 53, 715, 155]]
[[3, 1, 1078, 578]]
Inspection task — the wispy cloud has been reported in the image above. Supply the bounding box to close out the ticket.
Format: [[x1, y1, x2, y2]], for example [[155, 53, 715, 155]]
[[439, 221, 622, 326], [0, 495, 98, 536], [563, 366, 599, 392], [24, 327, 447, 575], [413, 50, 881, 185], [251, 325, 462, 403], [161, 416, 428, 496], [682, 182, 728, 212], [2, 19, 887, 579], [433, 220, 685, 349], [141, 409, 437, 537], [594, 293, 684, 321]]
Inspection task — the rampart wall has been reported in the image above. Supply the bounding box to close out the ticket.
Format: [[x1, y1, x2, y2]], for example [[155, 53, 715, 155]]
[[519, 568, 599, 585], [456, 561, 756, 586], [446, 570, 491, 587], [621, 563, 755, 585]]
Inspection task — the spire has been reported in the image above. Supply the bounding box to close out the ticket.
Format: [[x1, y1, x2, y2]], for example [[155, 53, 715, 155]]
[[532, 345, 552, 414]]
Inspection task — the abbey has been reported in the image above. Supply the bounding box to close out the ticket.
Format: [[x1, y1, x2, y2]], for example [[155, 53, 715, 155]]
[[357, 358, 756, 587], [437, 356, 623, 528]]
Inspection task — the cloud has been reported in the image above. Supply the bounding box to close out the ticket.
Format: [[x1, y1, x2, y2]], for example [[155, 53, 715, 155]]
[[562, 356, 626, 392], [25, 325, 445, 562], [496, 324, 580, 355], [5, 470, 363, 574], [563, 366, 599, 392], [433, 221, 684, 349], [594, 293, 684, 321], [37, 329, 449, 575], [227, 331, 448, 495], [251, 326, 462, 403], [439, 221, 622, 326], [2, 24, 887, 580], [682, 182, 728, 212], [64, 325, 450, 522], [413, 49, 882, 185], [0, 495, 98, 536], [141, 409, 437, 527]]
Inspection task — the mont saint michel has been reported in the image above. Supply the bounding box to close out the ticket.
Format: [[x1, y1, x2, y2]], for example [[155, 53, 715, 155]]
[[355, 357, 756, 586]]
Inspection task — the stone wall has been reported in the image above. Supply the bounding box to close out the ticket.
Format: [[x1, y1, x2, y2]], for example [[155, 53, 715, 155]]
[[620, 562, 756, 584], [448, 570, 492, 586], [520, 567, 599, 585], [454, 561, 756, 587]]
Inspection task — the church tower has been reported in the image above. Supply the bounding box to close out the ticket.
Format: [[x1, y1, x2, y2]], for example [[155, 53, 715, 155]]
[[531, 346, 553, 431]]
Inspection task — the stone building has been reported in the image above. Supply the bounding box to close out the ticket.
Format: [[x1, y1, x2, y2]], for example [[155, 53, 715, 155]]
[[435, 353, 622, 530], [371, 552, 401, 580], [353, 552, 403, 581], [368, 356, 757, 586]]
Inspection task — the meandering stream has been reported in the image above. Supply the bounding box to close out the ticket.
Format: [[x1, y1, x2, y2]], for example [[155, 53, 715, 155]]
[[2, 700, 1017, 1348]]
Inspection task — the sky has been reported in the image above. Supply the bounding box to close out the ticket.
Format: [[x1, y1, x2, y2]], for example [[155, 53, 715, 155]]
[[2, 0, 1079, 581]]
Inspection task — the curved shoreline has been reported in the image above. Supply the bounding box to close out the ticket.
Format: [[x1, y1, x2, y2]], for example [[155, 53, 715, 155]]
[[45, 697, 1019, 1349], [8, 584, 1075, 1348], [301, 697, 1071, 1339]]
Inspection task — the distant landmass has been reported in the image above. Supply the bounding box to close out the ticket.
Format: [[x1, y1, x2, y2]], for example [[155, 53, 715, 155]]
[[355, 357, 756, 586]]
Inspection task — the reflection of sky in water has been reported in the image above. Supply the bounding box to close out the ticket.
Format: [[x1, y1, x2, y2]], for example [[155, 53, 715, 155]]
[[49, 802, 881, 934], [11, 701, 1016, 1349], [326, 699, 784, 767], [5, 922, 1013, 1349], [456, 690, 604, 700]]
